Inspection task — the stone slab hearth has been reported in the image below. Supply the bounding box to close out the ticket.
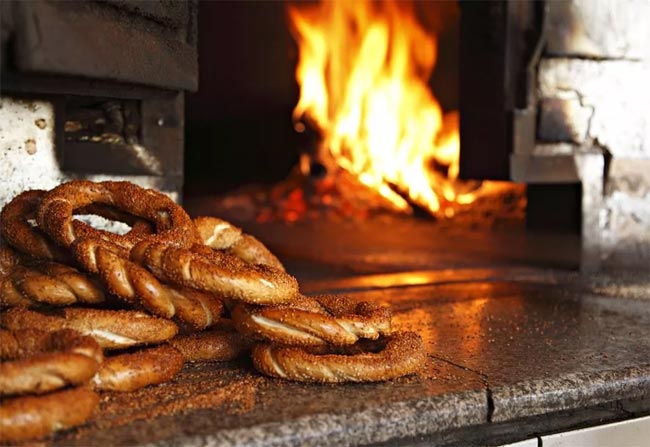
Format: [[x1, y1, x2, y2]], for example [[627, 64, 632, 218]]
[[48, 220, 650, 446]]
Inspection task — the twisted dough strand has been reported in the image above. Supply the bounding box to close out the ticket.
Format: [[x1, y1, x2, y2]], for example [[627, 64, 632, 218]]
[[0, 387, 99, 443], [0, 245, 30, 306], [252, 332, 426, 383], [2, 307, 179, 350], [232, 294, 392, 347], [194, 217, 285, 271], [0, 244, 20, 277], [0, 190, 70, 262], [0, 262, 105, 308], [169, 326, 251, 362], [166, 285, 224, 330], [72, 237, 222, 328], [73, 237, 175, 317], [131, 241, 299, 305], [92, 344, 184, 392], [0, 328, 103, 396], [0, 189, 153, 262]]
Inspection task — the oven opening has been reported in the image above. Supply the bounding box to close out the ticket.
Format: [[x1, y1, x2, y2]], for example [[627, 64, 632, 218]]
[[184, 0, 649, 275], [185, 0, 527, 216], [184, 1, 545, 277]]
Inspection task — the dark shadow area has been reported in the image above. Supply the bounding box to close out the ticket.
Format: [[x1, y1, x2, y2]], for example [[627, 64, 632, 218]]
[[185, 1, 300, 196]]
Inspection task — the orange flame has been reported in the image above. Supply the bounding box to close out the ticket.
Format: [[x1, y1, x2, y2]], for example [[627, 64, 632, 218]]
[[289, 0, 477, 215]]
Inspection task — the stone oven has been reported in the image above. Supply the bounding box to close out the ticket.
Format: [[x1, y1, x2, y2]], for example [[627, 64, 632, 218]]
[[0, 2, 648, 444], [3, 0, 647, 273]]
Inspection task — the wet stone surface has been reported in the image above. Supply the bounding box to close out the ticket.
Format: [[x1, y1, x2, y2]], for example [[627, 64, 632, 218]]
[[52, 278, 650, 446], [360, 281, 650, 422]]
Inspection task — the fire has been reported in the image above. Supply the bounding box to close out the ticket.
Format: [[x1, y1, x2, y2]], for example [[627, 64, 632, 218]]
[[288, 0, 478, 215]]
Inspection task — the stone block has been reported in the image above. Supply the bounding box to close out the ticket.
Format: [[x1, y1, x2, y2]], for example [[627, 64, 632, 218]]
[[538, 58, 650, 158], [600, 193, 650, 271], [546, 0, 650, 60], [600, 159, 650, 271], [538, 96, 592, 143], [0, 96, 179, 209], [606, 159, 650, 198]]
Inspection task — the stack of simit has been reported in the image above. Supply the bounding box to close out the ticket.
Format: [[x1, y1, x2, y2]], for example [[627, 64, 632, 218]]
[[0, 180, 425, 442]]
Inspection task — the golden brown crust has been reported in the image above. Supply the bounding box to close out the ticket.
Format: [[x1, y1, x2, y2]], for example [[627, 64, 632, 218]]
[[2, 307, 178, 350], [0, 271, 33, 307], [169, 327, 251, 362], [131, 241, 299, 305], [37, 180, 199, 250], [72, 237, 175, 318], [193, 216, 242, 249], [0, 387, 99, 443], [0, 329, 102, 396], [0, 189, 154, 262], [252, 332, 426, 383], [71, 237, 223, 328], [232, 294, 392, 347], [0, 261, 106, 308], [166, 286, 224, 330], [0, 190, 71, 262], [92, 344, 184, 392], [0, 243, 20, 277], [194, 217, 285, 271], [230, 234, 285, 272], [29, 261, 105, 303], [0, 243, 30, 306]]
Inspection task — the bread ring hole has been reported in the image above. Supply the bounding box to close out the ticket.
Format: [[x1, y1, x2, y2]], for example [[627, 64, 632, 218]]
[[72, 204, 152, 236], [73, 214, 132, 235]]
